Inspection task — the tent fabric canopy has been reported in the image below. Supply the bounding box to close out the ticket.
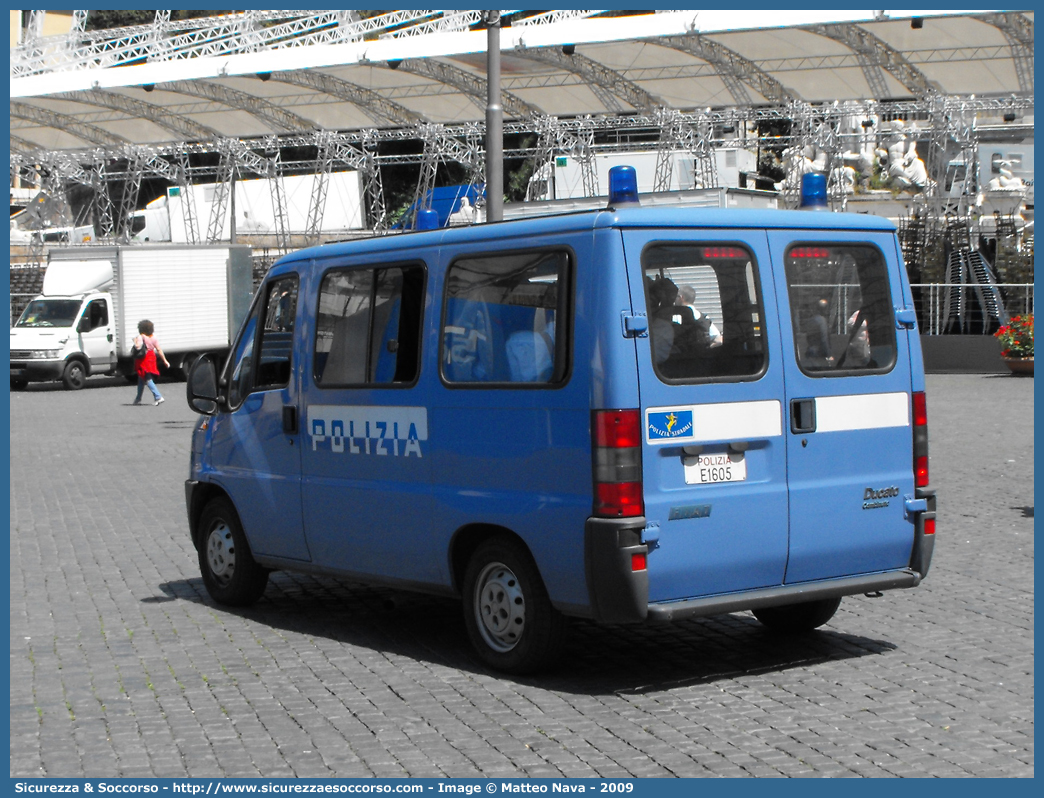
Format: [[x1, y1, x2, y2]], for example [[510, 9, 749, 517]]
[[9, 9, 1034, 156]]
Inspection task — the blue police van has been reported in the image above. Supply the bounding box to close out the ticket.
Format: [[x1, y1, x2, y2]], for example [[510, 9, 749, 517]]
[[186, 168, 936, 673]]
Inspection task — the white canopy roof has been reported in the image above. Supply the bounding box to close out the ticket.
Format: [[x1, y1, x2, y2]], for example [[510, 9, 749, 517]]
[[10, 9, 1033, 156]]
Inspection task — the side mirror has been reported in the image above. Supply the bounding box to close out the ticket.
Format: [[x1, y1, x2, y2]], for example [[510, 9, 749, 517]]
[[186, 353, 221, 415], [77, 316, 92, 333]]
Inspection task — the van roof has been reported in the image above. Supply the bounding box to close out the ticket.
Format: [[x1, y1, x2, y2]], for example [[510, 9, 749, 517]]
[[274, 206, 897, 268]]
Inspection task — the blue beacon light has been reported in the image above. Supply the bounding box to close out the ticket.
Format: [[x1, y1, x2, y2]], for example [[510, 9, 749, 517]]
[[607, 165, 640, 207], [414, 208, 439, 230], [800, 172, 828, 210]]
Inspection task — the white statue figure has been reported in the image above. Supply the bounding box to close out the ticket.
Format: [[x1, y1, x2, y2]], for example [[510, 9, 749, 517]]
[[875, 120, 929, 192], [837, 164, 859, 194], [987, 160, 1025, 191], [902, 140, 929, 190], [780, 146, 816, 192], [804, 143, 829, 173], [841, 148, 874, 190]]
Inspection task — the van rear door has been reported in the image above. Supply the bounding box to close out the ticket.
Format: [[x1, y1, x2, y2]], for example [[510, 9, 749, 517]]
[[768, 231, 916, 583], [623, 229, 790, 602]]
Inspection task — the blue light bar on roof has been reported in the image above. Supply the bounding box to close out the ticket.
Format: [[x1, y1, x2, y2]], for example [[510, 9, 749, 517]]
[[415, 209, 439, 230], [800, 172, 828, 210], [607, 165, 639, 207]]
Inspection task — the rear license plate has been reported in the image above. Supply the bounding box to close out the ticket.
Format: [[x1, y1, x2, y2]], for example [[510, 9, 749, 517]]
[[683, 451, 747, 484]]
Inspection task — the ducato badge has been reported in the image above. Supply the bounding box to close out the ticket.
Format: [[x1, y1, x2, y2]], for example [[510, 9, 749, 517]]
[[862, 485, 899, 510]]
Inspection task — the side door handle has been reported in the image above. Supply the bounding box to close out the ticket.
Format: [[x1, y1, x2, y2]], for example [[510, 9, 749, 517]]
[[282, 405, 298, 434], [790, 398, 816, 434]]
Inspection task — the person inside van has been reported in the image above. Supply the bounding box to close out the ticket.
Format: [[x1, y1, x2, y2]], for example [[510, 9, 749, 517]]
[[843, 308, 871, 367], [676, 285, 723, 348], [646, 276, 677, 365], [648, 277, 722, 374], [804, 297, 834, 367]]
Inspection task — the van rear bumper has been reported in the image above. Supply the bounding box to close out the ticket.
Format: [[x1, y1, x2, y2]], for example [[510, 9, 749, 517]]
[[646, 569, 921, 624], [585, 517, 649, 624]]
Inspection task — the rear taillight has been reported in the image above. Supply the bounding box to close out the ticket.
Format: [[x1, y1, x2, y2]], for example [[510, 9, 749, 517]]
[[913, 391, 929, 488], [592, 409, 644, 518]]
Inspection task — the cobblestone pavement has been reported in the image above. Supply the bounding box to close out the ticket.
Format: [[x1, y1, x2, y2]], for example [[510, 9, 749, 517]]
[[9, 373, 1033, 778]]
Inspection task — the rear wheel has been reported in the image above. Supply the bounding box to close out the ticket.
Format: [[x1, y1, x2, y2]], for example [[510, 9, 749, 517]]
[[61, 360, 87, 390], [462, 537, 567, 674], [752, 597, 841, 633], [197, 497, 268, 606], [175, 352, 197, 381]]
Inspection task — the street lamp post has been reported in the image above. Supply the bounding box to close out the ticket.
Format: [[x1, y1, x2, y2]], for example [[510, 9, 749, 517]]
[[484, 10, 503, 222]]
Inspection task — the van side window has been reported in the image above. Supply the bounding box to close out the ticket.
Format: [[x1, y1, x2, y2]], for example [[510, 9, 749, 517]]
[[642, 244, 766, 381], [442, 250, 569, 385], [314, 264, 424, 386], [784, 244, 897, 375], [255, 276, 299, 390]]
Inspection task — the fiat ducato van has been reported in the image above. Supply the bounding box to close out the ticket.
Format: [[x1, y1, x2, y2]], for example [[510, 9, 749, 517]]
[[186, 167, 936, 673]]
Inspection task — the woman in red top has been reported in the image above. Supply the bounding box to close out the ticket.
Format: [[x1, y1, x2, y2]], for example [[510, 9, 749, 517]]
[[132, 319, 171, 406]]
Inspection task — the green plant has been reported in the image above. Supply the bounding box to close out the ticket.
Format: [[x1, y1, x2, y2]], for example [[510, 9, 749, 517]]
[[994, 314, 1033, 358]]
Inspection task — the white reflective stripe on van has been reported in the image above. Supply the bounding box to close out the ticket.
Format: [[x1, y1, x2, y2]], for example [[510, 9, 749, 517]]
[[646, 400, 782, 445], [308, 405, 429, 457], [814, 392, 909, 433]]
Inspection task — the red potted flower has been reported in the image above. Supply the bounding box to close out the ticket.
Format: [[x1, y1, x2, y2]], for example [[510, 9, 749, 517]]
[[995, 314, 1034, 375]]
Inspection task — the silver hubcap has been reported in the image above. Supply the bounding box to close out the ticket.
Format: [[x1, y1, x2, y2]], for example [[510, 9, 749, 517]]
[[206, 522, 236, 586], [474, 561, 525, 653]]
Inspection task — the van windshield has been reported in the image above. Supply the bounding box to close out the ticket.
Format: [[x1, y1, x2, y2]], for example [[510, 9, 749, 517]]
[[16, 299, 82, 328]]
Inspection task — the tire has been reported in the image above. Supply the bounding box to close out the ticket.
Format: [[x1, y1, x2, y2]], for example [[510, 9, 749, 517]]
[[61, 360, 87, 390], [175, 352, 197, 381], [10, 377, 28, 390], [197, 497, 269, 606], [752, 597, 841, 633], [462, 537, 567, 674]]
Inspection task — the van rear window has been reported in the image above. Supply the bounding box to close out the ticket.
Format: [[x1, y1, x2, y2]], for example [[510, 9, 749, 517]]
[[641, 244, 766, 382], [442, 250, 569, 385], [784, 244, 897, 375]]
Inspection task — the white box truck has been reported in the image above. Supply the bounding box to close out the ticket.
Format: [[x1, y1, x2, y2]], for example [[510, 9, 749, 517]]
[[547, 149, 758, 200], [10, 244, 253, 390], [129, 171, 366, 243]]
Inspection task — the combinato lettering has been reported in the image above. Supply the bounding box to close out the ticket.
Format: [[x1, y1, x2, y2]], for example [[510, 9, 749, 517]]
[[309, 405, 428, 458]]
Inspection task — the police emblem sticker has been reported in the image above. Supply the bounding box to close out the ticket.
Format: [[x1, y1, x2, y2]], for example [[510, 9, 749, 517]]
[[647, 409, 694, 442]]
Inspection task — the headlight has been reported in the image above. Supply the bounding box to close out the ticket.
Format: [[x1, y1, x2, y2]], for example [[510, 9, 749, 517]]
[[29, 349, 62, 359]]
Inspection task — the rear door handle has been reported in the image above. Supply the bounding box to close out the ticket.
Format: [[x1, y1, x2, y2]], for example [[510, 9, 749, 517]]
[[790, 398, 816, 434]]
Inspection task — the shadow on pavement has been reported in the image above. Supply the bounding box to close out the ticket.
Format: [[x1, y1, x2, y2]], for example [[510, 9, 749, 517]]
[[11, 374, 180, 393], [156, 573, 897, 696]]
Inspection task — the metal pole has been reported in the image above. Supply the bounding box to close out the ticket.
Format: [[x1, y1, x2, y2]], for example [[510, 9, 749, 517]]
[[485, 10, 503, 222]]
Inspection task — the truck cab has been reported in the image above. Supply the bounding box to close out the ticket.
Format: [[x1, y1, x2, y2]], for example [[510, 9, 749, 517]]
[[11, 291, 115, 390]]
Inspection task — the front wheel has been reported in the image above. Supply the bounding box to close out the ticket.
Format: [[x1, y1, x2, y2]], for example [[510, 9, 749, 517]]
[[10, 377, 28, 390], [462, 537, 567, 674], [61, 360, 87, 390], [752, 597, 841, 633], [197, 497, 268, 606]]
